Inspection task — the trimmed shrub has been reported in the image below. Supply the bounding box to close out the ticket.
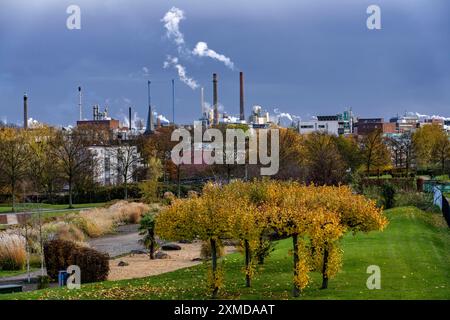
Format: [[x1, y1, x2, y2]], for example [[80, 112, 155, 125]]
[[44, 239, 109, 283]]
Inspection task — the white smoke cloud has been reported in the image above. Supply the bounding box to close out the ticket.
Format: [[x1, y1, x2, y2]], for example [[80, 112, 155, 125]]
[[193, 42, 235, 70], [161, 7, 186, 47], [413, 112, 450, 121], [273, 108, 301, 126], [157, 114, 170, 124], [164, 55, 199, 90]]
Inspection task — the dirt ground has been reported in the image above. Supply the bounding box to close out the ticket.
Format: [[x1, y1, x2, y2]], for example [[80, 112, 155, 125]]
[[108, 241, 237, 281]]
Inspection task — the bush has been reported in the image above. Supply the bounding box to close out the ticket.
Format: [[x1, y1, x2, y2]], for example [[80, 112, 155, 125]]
[[44, 239, 109, 283], [381, 183, 396, 209], [74, 201, 149, 238], [0, 233, 26, 270], [396, 192, 438, 212]]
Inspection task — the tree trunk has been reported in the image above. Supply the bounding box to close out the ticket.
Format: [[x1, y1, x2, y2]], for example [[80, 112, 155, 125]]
[[257, 236, 265, 265], [149, 228, 155, 260], [292, 233, 300, 297], [321, 245, 329, 289], [68, 177, 73, 209], [124, 181, 128, 200], [11, 182, 16, 212], [244, 239, 251, 287], [177, 165, 181, 198], [210, 238, 219, 299]]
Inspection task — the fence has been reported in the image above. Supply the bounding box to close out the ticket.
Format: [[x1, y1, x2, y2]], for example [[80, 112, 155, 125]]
[[431, 184, 450, 228]]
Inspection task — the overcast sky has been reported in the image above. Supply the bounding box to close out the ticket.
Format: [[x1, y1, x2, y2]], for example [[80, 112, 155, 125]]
[[0, 0, 449, 127]]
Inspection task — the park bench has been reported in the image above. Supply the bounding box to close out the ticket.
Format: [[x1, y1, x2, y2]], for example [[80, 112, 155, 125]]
[[0, 284, 23, 294]]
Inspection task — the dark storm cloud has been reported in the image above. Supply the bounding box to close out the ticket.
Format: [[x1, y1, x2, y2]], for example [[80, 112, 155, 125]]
[[0, 0, 449, 126]]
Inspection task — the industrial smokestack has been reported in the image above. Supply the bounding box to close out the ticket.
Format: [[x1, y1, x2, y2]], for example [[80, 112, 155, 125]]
[[78, 86, 82, 121], [200, 87, 205, 117], [145, 80, 154, 134], [213, 73, 218, 126], [239, 72, 245, 121], [128, 106, 132, 130], [23, 93, 28, 129]]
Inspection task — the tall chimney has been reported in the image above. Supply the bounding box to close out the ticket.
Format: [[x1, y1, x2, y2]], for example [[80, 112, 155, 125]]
[[239, 72, 245, 121], [78, 86, 82, 121], [145, 80, 154, 134], [128, 106, 132, 130], [200, 87, 205, 117], [93, 105, 96, 120], [23, 93, 28, 129], [213, 73, 218, 126]]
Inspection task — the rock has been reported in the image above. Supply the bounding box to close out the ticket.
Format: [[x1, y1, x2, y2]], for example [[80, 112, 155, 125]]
[[130, 249, 147, 255], [155, 251, 170, 259], [162, 243, 182, 251], [118, 261, 129, 267]]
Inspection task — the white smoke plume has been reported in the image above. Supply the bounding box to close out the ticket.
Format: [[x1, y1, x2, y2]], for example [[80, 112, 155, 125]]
[[193, 42, 235, 70], [161, 7, 186, 47], [413, 112, 450, 121], [157, 114, 170, 124], [164, 55, 199, 90], [273, 108, 301, 126]]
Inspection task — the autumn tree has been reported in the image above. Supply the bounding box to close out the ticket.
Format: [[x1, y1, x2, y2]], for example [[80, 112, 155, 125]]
[[222, 180, 268, 287], [156, 183, 233, 298], [412, 124, 446, 171], [27, 126, 61, 201], [304, 132, 346, 185], [0, 128, 30, 211], [140, 156, 163, 203], [310, 185, 388, 289], [360, 129, 391, 175], [51, 129, 94, 208], [431, 134, 450, 174]]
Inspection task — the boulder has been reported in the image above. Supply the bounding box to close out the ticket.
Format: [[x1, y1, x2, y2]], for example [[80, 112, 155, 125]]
[[155, 251, 170, 259], [162, 243, 182, 251]]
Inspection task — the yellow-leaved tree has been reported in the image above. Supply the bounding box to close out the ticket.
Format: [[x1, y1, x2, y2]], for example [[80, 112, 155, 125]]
[[156, 182, 233, 299]]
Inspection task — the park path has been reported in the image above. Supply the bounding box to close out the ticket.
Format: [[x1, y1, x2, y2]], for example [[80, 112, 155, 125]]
[[88, 224, 145, 258]]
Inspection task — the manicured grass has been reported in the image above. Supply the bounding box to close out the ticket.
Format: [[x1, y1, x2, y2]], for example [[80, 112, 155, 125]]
[[0, 203, 106, 214], [0, 269, 37, 278], [2, 206, 449, 300]]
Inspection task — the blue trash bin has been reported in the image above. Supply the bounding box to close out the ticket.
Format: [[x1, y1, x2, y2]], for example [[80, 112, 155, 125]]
[[58, 270, 69, 287]]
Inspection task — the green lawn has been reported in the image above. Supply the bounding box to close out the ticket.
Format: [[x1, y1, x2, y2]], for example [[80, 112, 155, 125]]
[[2, 206, 449, 300], [0, 203, 106, 214], [0, 269, 37, 278]]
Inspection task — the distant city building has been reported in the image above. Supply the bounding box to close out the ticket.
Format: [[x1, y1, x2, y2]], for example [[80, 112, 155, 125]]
[[299, 109, 354, 135], [356, 118, 396, 135], [89, 145, 142, 186]]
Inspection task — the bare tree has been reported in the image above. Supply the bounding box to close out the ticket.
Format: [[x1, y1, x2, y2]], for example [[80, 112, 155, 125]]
[[114, 143, 141, 199], [0, 128, 30, 211], [51, 129, 94, 208]]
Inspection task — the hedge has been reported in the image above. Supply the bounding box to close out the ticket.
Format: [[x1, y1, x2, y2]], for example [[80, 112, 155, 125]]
[[44, 239, 109, 283]]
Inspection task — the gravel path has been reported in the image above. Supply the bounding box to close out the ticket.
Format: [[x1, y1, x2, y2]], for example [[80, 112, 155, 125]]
[[88, 224, 145, 258]]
